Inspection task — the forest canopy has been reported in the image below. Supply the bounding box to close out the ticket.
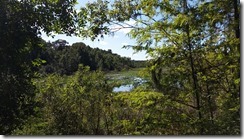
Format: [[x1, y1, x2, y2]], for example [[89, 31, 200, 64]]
[[0, 0, 240, 135], [38, 39, 146, 75]]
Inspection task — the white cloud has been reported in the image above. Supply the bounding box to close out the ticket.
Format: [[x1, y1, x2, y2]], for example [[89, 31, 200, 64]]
[[99, 41, 108, 46]]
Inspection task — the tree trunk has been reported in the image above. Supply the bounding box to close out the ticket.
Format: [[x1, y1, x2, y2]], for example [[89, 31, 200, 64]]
[[183, 0, 203, 134]]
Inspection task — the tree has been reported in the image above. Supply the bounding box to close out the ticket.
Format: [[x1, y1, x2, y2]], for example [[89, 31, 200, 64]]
[[0, 0, 77, 134], [77, 0, 240, 134], [39, 41, 136, 74], [13, 64, 114, 135]]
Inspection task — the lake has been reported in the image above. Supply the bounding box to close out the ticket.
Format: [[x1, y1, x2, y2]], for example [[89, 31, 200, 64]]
[[113, 84, 134, 92], [112, 77, 147, 92], [105, 68, 148, 93]]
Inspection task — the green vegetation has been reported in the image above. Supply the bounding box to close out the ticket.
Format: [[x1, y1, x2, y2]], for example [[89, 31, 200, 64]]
[[0, 0, 240, 135], [76, 0, 240, 135], [105, 68, 149, 91], [11, 66, 196, 135], [0, 0, 77, 134], [38, 41, 146, 75], [107, 68, 143, 77]]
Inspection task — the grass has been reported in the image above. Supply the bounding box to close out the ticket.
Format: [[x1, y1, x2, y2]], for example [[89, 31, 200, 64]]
[[105, 68, 143, 78]]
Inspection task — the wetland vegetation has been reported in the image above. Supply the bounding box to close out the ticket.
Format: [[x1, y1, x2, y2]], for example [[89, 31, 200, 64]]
[[0, 0, 240, 135]]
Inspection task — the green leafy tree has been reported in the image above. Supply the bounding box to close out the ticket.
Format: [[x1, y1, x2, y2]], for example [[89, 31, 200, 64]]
[[14, 64, 114, 135], [0, 0, 77, 134], [39, 41, 137, 74], [77, 0, 240, 135]]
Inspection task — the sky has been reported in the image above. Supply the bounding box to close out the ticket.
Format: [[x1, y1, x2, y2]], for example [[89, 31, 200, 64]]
[[41, 0, 147, 60]]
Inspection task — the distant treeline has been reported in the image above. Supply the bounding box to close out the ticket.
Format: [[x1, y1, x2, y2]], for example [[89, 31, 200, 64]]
[[38, 39, 146, 75]]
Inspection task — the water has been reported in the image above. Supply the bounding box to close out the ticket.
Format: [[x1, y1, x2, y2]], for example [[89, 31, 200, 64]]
[[113, 84, 134, 92], [112, 77, 147, 92]]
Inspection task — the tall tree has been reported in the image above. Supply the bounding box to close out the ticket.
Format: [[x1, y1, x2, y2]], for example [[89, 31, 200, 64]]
[[77, 0, 240, 134], [0, 0, 77, 134]]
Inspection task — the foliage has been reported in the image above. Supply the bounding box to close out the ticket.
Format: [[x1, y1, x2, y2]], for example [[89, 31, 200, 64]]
[[13, 63, 240, 135], [77, 0, 240, 135], [0, 0, 77, 134], [38, 41, 145, 75], [13, 65, 112, 135], [105, 68, 150, 91], [13, 69, 197, 135], [2, 0, 240, 135], [111, 91, 191, 135]]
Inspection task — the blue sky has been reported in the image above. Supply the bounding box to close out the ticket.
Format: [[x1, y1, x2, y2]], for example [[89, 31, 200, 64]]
[[41, 0, 147, 60]]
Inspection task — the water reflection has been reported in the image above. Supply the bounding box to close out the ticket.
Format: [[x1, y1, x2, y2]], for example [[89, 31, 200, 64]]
[[112, 77, 147, 92], [113, 84, 134, 92]]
